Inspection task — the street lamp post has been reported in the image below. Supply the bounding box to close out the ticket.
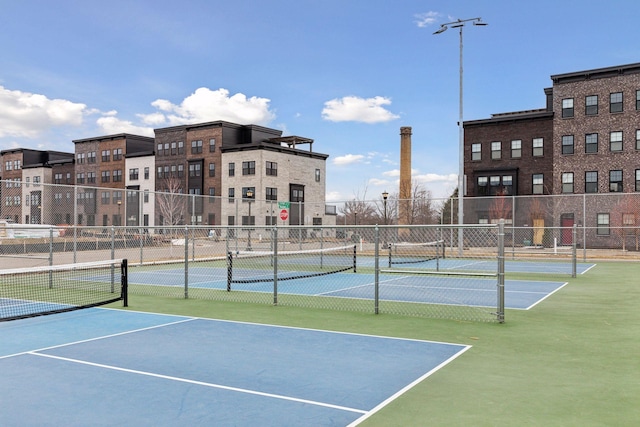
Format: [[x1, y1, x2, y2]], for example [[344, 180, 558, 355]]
[[382, 191, 389, 225], [434, 17, 487, 256], [246, 189, 253, 251]]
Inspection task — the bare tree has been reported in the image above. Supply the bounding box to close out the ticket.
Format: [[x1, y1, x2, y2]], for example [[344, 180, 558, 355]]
[[156, 176, 187, 233]]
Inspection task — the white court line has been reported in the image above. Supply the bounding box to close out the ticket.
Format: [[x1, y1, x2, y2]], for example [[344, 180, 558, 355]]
[[30, 352, 367, 415]]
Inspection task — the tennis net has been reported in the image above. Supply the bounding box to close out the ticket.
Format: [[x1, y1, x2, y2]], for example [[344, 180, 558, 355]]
[[388, 240, 444, 267], [0, 259, 128, 322], [227, 245, 356, 289]]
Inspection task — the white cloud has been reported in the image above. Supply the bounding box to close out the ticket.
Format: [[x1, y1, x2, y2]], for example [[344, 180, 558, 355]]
[[325, 191, 343, 202], [0, 86, 87, 138], [332, 154, 365, 166], [322, 96, 400, 123], [96, 115, 154, 137], [139, 87, 276, 126], [414, 11, 440, 28]]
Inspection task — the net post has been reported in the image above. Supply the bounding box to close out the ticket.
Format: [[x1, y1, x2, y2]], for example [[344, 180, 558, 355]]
[[226, 251, 232, 292], [388, 243, 392, 268], [497, 220, 505, 323], [572, 224, 577, 278], [122, 258, 129, 307], [374, 225, 380, 315], [353, 244, 357, 273], [184, 226, 189, 299]]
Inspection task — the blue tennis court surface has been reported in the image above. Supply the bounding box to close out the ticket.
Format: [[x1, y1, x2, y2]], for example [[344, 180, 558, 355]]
[[357, 256, 596, 275], [128, 267, 568, 310], [0, 309, 469, 426]]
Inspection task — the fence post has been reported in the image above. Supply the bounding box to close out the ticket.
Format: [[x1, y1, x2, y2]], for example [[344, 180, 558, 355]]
[[273, 226, 278, 305], [49, 227, 54, 267], [497, 220, 505, 323], [374, 225, 380, 315], [184, 226, 189, 299], [572, 224, 577, 278]]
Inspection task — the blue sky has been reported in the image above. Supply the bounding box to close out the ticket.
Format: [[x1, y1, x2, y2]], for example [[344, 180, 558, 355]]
[[1, 0, 640, 203]]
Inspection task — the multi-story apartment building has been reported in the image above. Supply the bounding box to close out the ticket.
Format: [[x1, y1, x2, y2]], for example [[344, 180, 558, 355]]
[[125, 151, 155, 228], [154, 121, 332, 229], [464, 62, 640, 246], [73, 134, 155, 226], [2, 121, 333, 231], [0, 149, 74, 224]]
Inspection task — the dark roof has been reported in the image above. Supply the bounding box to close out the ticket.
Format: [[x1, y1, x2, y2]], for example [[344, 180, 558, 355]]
[[551, 62, 640, 84]]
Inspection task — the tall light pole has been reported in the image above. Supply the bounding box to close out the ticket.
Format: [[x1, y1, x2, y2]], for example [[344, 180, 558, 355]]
[[434, 17, 487, 255], [246, 189, 254, 251]]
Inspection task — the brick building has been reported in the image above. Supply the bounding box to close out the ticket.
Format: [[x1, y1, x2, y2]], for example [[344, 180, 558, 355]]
[[464, 62, 640, 246]]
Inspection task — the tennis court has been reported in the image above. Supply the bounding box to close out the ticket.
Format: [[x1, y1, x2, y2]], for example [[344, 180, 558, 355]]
[[127, 265, 566, 310], [0, 308, 469, 426], [357, 256, 595, 275]]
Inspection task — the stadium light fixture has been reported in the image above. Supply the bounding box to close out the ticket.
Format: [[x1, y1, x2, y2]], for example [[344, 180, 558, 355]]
[[433, 16, 488, 256]]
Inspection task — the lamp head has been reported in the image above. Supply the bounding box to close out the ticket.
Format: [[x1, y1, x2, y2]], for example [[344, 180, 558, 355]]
[[382, 191, 389, 200], [433, 25, 448, 35]]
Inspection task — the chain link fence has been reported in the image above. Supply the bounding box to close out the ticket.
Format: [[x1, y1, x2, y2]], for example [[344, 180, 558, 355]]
[[0, 223, 513, 322]]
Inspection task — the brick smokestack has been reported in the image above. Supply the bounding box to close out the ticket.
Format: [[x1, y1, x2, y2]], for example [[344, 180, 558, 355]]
[[399, 127, 412, 229]]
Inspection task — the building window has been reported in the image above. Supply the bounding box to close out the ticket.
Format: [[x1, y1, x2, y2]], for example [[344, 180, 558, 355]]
[[101, 192, 110, 205], [88, 151, 96, 163], [209, 163, 215, 177], [144, 167, 149, 179], [209, 139, 216, 152], [228, 188, 235, 203], [113, 169, 122, 182], [178, 141, 184, 154], [315, 169, 321, 182], [129, 168, 139, 180], [637, 90, 640, 110], [113, 148, 123, 161], [229, 163, 235, 177], [532, 174, 544, 194], [609, 170, 623, 192], [242, 161, 255, 175], [562, 135, 574, 155], [610, 131, 623, 151], [266, 187, 277, 201], [491, 142, 501, 159], [208, 187, 216, 202], [562, 172, 574, 193], [597, 213, 610, 235], [191, 140, 203, 154], [510, 140, 521, 158], [266, 161, 277, 176], [585, 133, 598, 153], [471, 143, 481, 160], [585, 171, 598, 193], [532, 138, 543, 156], [189, 163, 201, 177], [102, 150, 111, 162], [636, 169, 640, 191], [144, 190, 149, 203], [87, 172, 96, 184], [76, 173, 85, 184], [157, 166, 163, 179], [502, 175, 513, 195], [54, 173, 62, 184], [77, 153, 85, 164], [489, 176, 501, 194], [102, 171, 110, 183], [586, 95, 598, 115], [477, 176, 488, 196], [171, 142, 177, 155], [177, 164, 184, 178], [610, 92, 623, 113], [562, 98, 574, 118]]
